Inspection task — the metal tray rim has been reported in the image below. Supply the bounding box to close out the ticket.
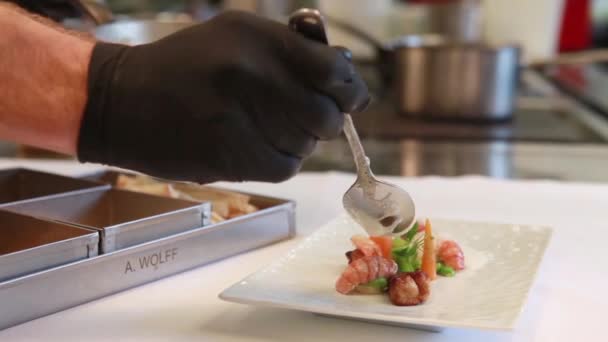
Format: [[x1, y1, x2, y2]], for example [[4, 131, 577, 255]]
[[218, 201, 296, 236], [0, 232, 99, 259], [76, 169, 295, 206], [199, 185, 294, 206], [0, 167, 111, 208], [0, 186, 112, 208], [82, 204, 209, 234], [4, 187, 211, 233]]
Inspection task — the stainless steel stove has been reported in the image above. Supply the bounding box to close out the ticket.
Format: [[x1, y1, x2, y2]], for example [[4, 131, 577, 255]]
[[303, 67, 608, 182], [542, 62, 608, 120]]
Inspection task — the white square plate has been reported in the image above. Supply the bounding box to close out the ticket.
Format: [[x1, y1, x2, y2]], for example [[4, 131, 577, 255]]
[[219, 215, 552, 331]]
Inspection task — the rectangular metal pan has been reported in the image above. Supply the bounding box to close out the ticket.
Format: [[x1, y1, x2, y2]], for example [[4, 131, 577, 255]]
[[3, 189, 210, 253], [0, 210, 98, 282], [0, 168, 108, 206], [0, 196, 294, 330]]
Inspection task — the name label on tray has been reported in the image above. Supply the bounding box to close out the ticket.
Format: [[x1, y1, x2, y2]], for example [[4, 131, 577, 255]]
[[124, 247, 178, 274]]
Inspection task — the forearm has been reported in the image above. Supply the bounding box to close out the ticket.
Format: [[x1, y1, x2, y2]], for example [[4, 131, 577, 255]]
[[0, 2, 94, 154]]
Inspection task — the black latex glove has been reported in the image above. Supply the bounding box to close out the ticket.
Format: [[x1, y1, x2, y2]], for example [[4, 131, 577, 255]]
[[79, 11, 369, 184], [9, 0, 82, 21]]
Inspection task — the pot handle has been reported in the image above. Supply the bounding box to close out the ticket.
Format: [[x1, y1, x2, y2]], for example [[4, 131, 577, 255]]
[[323, 14, 387, 53], [69, 0, 113, 25]]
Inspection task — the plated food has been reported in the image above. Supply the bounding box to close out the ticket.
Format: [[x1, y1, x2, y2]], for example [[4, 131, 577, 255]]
[[335, 219, 465, 306], [115, 174, 258, 223], [220, 215, 552, 330]]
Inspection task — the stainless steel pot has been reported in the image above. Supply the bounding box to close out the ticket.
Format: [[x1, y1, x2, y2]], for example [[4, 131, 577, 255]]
[[94, 20, 195, 45], [326, 15, 521, 121], [72, 0, 196, 44], [393, 39, 521, 121]]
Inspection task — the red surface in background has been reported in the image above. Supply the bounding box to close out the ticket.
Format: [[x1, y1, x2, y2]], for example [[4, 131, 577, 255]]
[[406, 0, 459, 3], [559, 0, 591, 52], [408, 0, 591, 52]]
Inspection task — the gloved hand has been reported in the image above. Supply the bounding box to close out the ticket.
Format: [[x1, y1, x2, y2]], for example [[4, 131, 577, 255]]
[[78, 11, 369, 183]]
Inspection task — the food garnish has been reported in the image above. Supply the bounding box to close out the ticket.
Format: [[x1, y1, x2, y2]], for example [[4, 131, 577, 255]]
[[335, 218, 465, 306]]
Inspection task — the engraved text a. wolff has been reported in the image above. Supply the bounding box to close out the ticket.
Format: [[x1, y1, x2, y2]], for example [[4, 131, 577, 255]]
[[124, 247, 178, 274]]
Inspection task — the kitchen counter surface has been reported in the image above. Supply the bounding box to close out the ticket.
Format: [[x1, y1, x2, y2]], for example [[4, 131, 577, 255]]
[[306, 139, 608, 182], [0, 159, 606, 342]]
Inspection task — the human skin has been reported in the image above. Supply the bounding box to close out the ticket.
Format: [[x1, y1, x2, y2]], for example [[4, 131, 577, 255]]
[[0, 2, 93, 155]]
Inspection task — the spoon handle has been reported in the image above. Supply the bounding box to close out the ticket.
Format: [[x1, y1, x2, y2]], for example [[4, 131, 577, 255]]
[[288, 9, 374, 182], [343, 114, 374, 181]]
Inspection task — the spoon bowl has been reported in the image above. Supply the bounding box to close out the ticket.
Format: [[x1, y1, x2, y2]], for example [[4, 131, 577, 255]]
[[343, 172, 416, 236]]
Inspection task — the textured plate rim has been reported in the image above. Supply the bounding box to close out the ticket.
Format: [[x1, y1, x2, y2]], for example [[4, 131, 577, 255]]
[[219, 291, 517, 331]]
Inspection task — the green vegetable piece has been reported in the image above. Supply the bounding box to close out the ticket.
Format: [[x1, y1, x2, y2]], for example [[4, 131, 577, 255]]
[[355, 278, 389, 294], [392, 237, 407, 250], [412, 259, 421, 270], [405, 246, 418, 257], [396, 257, 415, 272], [363, 277, 388, 289], [392, 247, 407, 257], [437, 263, 456, 277], [404, 222, 419, 242], [393, 245, 418, 257]]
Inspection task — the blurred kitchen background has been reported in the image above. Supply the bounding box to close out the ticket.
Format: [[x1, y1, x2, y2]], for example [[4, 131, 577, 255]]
[[10, 0, 608, 182]]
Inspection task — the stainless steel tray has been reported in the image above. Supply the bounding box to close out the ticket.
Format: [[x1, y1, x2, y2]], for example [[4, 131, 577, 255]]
[[0, 210, 99, 282], [81, 170, 290, 222], [82, 170, 274, 211], [0, 168, 108, 206], [3, 189, 211, 253], [0, 191, 295, 330]]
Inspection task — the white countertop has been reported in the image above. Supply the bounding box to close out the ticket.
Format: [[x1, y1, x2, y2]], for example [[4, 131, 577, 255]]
[[0, 159, 606, 341]]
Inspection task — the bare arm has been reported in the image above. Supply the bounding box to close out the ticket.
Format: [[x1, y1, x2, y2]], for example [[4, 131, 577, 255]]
[[0, 2, 93, 155]]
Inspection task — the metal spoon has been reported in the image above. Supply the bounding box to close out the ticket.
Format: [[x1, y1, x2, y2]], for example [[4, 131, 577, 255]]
[[341, 115, 416, 236], [289, 9, 416, 236]]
